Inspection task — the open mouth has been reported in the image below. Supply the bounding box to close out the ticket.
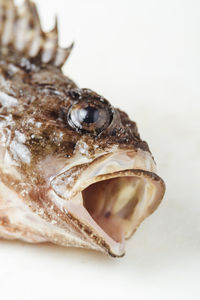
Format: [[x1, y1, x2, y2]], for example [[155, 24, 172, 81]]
[[51, 150, 165, 256], [81, 169, 165, 256], [82, 176, 143, 244]]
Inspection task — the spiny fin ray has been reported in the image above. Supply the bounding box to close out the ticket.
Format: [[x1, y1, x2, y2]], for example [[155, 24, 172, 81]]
[[0, 0, 73, 68]]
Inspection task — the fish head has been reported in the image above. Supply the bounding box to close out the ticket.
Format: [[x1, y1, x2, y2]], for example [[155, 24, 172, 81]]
[[40, 87, 165, 256]]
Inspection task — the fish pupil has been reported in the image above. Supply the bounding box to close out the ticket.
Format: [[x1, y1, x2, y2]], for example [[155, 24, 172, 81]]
[[79, 107, 99, 124]]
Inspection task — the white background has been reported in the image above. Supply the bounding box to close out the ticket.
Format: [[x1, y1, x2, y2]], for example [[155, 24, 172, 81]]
[[1, 0, 200, 299]]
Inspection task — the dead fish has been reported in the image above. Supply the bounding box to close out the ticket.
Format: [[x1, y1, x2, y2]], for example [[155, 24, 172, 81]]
[[0, 0, 165, 257]]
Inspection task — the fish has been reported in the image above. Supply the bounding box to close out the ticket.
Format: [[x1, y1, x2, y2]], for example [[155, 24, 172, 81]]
[[0, 0, 165, 257]]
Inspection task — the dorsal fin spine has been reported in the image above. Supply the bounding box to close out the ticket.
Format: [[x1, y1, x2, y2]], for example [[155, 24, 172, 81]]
[[0, 0, 73, 68]]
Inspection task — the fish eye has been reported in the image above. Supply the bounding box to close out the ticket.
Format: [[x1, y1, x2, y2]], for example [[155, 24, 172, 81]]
[[67, 101, 113, 134]]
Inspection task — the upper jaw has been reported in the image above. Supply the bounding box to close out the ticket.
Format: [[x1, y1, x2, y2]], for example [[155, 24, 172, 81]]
[[50, 149, 165, 257]]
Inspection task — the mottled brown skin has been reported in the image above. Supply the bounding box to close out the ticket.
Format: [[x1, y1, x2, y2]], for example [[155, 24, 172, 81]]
[[0, 48, 150, 170]]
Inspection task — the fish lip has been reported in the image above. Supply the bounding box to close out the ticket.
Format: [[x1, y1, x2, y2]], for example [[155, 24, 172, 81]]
[[50, 148, 157, 200], [82, 168, 165, 195], [50, 150, 165, 257]]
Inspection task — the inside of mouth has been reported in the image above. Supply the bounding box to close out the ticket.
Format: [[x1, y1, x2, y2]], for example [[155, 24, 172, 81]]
[[82, 176, 148, 244]]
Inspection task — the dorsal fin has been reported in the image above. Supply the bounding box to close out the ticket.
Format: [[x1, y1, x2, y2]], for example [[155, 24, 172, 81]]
[[0, 0, 73, 68]]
